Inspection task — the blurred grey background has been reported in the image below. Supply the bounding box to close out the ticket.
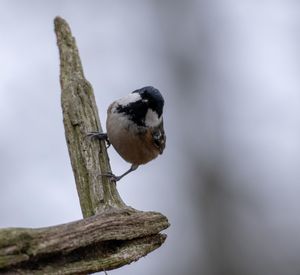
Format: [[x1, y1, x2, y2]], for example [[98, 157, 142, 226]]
[[1, 1, 300, 275]]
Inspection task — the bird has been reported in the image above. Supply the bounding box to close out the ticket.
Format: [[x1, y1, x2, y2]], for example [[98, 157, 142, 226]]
[[88, 86, 166, 181]]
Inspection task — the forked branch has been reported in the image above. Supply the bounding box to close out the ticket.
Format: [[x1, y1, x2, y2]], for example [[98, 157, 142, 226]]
[[0, 16, 169, 274]]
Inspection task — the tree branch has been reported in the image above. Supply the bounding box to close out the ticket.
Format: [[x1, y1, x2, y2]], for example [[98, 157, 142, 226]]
[[0, 210, 168, 274], [55, 16, 126, 217], [0, 16, 169, 274]]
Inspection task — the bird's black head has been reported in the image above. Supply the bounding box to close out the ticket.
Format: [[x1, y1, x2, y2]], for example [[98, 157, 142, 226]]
[[132, 86, 164, 118], [116, 86, 164, 127]]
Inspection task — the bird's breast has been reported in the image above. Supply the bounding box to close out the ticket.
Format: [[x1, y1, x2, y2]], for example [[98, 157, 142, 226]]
[[106, 107, 160, 165]]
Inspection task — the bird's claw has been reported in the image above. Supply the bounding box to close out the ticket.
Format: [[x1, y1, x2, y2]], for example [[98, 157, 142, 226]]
[[101, 172, 121, 182], [86, 132, 111, 148]]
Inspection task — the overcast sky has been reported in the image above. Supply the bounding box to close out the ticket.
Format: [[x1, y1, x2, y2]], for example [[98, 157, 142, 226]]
[[1, 1, 300, 275]]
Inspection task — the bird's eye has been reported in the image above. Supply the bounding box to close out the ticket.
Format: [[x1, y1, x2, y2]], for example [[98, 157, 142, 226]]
[[142, 99, 148, 103]]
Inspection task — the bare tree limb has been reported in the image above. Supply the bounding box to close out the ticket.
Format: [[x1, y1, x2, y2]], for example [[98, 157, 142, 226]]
[[55, 16, 126, 217], [0, 211, 168, 274], [0, 16, 169, 274]]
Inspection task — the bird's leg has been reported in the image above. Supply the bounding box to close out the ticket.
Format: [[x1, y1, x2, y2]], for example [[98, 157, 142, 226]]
[[87, 132, 110, 148], [102, 164, 139, 182]]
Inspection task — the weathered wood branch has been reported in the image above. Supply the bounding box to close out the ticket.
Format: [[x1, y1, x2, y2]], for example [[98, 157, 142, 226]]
[[0, 16, 169, 274], [0, 211, 168, 274], [55, 16, 126, 217]]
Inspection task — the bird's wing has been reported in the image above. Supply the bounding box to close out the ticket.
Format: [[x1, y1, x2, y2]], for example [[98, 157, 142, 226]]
[[152, 119, 166, 154]]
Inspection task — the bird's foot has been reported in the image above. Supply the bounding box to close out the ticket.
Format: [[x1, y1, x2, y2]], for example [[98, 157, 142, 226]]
[[101, 172, 122, 182], [86, 132, 111, 148], [101, 165, 139, 182]]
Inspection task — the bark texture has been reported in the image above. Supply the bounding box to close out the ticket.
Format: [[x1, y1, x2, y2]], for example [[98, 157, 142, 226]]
[[55, 16, 125, 217], [0, 16, 169, 274], [0, 211, 168, 274]]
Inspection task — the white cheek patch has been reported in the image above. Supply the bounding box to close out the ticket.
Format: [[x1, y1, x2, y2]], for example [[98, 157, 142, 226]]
[[110, 109, 131, 127], [117, 93, 141, 106], [145, 109, 162, 127], [109, 109, 141, 134]]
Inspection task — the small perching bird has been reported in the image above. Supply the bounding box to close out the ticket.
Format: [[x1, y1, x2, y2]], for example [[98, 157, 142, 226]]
[[88, 86, 166, 181]]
